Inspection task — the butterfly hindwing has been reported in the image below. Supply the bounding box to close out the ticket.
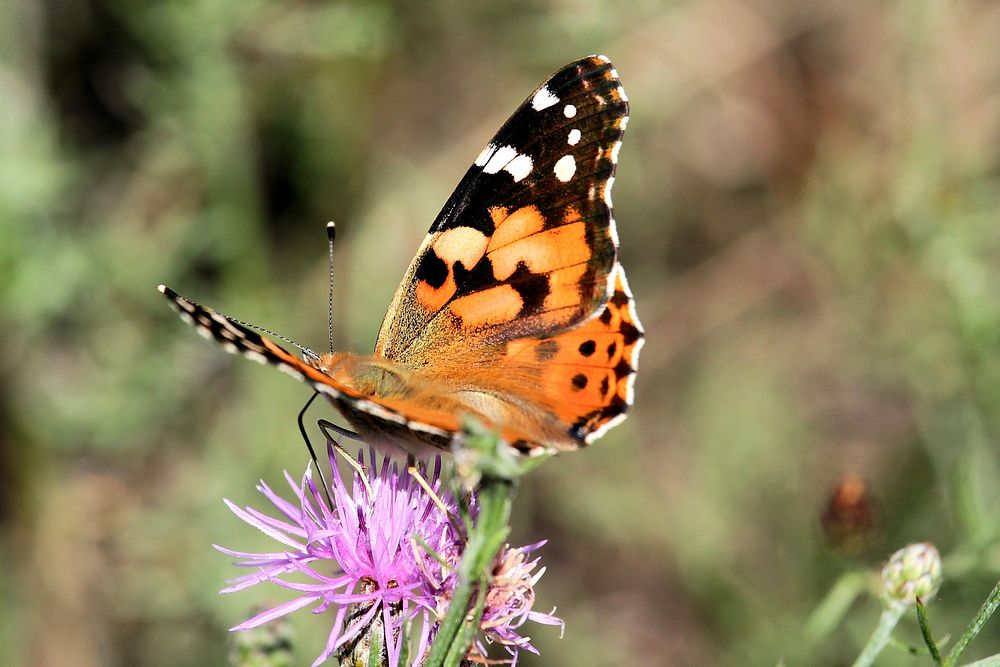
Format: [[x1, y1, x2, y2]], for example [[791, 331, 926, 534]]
[[461, 265, 643, 449], [375, 55, 629, 366]]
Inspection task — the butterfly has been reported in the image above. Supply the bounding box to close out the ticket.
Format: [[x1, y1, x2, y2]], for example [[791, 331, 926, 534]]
[[159, 55, 643, 456]]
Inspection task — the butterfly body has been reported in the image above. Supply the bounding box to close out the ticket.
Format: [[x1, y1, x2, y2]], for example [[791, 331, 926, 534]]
[[160, 55, 643, 456]]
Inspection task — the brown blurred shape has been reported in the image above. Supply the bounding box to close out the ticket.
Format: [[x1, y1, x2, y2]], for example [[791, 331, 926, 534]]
[[821, 473, 879, 557]]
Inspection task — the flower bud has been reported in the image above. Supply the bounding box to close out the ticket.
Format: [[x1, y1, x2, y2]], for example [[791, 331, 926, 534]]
[[881, 542, 942, 604]]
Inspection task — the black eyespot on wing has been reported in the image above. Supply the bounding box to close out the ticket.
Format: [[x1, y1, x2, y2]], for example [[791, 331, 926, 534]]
[[453, 255, 493, 292], [571, 373, 588, 390], [415, 250, 449, 289], [506, 261, 550, 317], [578, 340, 596, 357]]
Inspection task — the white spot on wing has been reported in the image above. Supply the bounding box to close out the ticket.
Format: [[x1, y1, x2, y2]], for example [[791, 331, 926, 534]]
[[504, 153, 533, 182], [568, 129, 581, 146], [585, 412, 627, 444], [278, 365, 305, 382], [475, 143, 495, 167], [531, 87, 559, 111], [610, 141, 622, 164], [315, 383, 343, 400], [243, 350, 267, 365], [554, 154, 576, 182], [356, 400, 407, 425], [483, 145, 517, 174], [407, 420, 449, 437], [603, 175, 615, 207], [563, 104, 577, 118], [617, 85, 628, 103]]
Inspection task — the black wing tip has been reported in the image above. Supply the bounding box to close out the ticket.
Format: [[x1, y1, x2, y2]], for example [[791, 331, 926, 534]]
[[572, 54, 616, 72], [542, 55, 623, 102]]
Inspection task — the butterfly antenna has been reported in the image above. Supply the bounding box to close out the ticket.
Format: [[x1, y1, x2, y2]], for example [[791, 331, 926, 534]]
[[326, 221, 336, 355], [228, 314, 321, 366]]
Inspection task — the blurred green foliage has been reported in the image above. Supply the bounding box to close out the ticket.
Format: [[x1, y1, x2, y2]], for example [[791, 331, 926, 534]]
[[4, 0, 1000, 665]]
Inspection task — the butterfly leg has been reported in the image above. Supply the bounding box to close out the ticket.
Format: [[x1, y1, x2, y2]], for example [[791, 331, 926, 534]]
[[297, 392, 333, 510], [317, 418, 364, 442], [318, 419, 378, 497]]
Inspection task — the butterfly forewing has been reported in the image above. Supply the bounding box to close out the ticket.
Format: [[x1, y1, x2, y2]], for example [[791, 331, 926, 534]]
[[375, 56, 629, 366]]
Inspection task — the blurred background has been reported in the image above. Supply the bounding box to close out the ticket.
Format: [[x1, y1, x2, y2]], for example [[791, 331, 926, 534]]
[[4, 0, 1000, 665]]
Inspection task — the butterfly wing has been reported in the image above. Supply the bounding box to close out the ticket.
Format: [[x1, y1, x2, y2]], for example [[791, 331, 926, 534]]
[[157, 285, 467, 449], [159, 56, 641, 455], [158, 285, 573, 453], [375, 55, 630, 366], [496, 264, 643, 446]]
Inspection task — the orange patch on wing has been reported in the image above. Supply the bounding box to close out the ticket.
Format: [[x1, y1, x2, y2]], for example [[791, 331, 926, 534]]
[[560, 367, 617, 407], [487, 205, 546, 251], [511, 330, 623, 368], [489, 222, 589, 281], [415, 274, 457, 312], [488, 206, 509, 227], [450, 284, 523, 328], [543, 262, 587, 312], [414, 227, 489, 313]]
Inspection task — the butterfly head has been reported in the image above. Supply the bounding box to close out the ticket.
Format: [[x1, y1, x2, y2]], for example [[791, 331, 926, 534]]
[[305, 350, 329, 372]]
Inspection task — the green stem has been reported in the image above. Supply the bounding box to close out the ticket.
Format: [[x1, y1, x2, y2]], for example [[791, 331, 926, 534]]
[[917, 598, 943, 665], [443, 563, 492, 666], [852, 602, 906, 667], [423, 478, 514, 667], [944, 578, 1000, 667]]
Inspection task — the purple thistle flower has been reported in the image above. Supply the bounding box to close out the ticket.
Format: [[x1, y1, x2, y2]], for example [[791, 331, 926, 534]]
[[216, 446, 562, 666]]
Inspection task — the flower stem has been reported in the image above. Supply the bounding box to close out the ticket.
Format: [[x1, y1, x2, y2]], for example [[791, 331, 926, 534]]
[[851, 602, 906, 667], [423, 419, 537, 666], [424, 477, 514, 667], [916, 598, 943, 665]]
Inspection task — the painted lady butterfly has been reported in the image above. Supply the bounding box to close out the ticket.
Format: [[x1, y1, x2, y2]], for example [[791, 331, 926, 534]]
[[159, 55, 643, 456]]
